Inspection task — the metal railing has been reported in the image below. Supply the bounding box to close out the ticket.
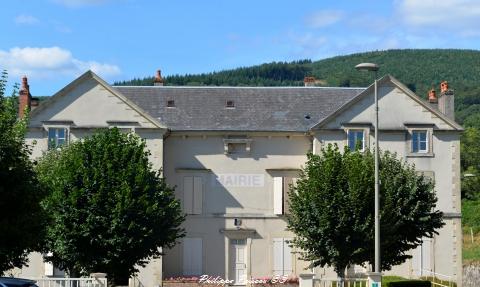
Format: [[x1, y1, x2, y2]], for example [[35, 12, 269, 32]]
[[28, 277, 108, 287], [314, 278, 367, 287]]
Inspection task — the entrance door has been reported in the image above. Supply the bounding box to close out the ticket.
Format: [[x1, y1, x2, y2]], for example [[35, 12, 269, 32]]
[[230, 239, 247, 285]]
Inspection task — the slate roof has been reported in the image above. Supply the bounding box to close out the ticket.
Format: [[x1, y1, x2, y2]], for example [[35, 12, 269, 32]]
[[114, 86, 365, 132]]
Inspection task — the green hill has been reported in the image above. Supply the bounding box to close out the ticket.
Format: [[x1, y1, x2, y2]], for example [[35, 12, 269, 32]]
[[114, 49, 480, 128]]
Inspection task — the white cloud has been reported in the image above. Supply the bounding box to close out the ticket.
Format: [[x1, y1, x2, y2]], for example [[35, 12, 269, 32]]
[[52, 0, 109, 7], [305, 10, 344, 28], [397, 0, 480, 35], [286, 31, 328, 58], [14, 14, 40, 25], [0, 47, 121, 79]]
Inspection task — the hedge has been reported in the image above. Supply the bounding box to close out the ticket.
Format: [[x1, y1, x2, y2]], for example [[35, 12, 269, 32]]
[[384, 280, 431, 287]]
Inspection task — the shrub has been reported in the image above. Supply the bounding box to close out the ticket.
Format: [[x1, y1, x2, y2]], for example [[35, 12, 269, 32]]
[[384, 280, 431, 287]]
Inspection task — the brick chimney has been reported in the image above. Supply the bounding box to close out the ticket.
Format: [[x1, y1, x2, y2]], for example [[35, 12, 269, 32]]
[[18, 75, 31, 118], [154, 70, 164, 86], [304, 76, 316, 87], [438, 81, 454, 120]]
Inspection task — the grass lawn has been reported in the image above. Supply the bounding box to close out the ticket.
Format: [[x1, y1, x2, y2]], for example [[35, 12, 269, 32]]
[[463, 231, 480, 264], [462, 199, 480, 264]]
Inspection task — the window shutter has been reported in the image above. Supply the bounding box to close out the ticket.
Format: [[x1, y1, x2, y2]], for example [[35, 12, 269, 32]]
[[183, 238, 203, 275], [421, 238, 432, 272], [283, 239, 293, 274], [273, 238, 283, 276], [44, 262, 54, 276], [283, 177, 294, 214], [183, 177, 194, 214], [273, 177, 284, 215], [193, 176, 203, 214]]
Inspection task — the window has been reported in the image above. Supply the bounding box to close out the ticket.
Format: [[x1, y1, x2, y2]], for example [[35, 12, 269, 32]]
[[406, 125, 433, 157], [417, 171, 435, 184], [183, 238, 202, 275], [223, 137, 252, 154], [226, 100, 235, 108], [48, 128, 68, 149], [347, 129, 365, 151], [273, 177, 297, 215], [412, 130, 428, 153], [167, 99, 175, 107], [273, 238, 293, 276], [183, 176, 203, 214]]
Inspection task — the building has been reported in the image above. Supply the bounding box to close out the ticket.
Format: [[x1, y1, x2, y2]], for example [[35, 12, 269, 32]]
[[14, 70, 462, 286]]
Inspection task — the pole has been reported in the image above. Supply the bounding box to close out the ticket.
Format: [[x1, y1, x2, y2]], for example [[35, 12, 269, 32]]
[[374, 71, 380, 273]]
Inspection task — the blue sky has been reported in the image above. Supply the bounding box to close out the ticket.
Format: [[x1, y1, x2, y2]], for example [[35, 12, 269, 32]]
[[1, 0, 480, 95]]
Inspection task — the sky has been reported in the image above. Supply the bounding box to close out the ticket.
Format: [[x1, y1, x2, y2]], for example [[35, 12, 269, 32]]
[[1, 0, 480, 95]]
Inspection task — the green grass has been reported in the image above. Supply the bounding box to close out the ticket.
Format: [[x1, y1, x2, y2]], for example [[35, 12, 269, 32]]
[[382, 276, 408, 283], [463, 234, 480, 264], [462, 200, 480, 264]]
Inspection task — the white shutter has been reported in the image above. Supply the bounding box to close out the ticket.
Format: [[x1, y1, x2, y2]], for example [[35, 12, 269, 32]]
[[273, 177, 284, 215], [422, 238, 432, 273], [183, 238, 203, 275], [283, 239, 293, 274], [183, 177, 194, 214], [44, 252, 54, 276], [44, 262, 54, 276], [193, 177, 203, 214], [273, 238, 283, 275]]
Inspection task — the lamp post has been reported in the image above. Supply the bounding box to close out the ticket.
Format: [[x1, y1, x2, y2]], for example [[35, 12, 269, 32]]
[[355, 63, 380, 277]]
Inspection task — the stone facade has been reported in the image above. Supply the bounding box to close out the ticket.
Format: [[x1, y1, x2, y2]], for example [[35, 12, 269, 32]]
[[14, 71, 463, 287]]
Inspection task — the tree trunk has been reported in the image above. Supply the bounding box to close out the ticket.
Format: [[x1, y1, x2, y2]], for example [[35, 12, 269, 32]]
[[336, 266, 347, 287]]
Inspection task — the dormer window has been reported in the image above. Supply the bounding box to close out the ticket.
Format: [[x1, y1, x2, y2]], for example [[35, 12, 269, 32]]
[[226, 100, 235, 108], [167, 100, 175, 107]]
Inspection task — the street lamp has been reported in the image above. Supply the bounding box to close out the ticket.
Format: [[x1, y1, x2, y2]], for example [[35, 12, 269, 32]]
[[355, 63, 380, 275]]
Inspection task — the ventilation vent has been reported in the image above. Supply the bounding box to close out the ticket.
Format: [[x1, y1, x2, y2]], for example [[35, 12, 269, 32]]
[[226, 100, 235, 108], [167, 100, 175, 107]]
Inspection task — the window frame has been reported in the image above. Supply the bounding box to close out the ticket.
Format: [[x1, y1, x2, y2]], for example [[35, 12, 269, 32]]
[[343, 126, 370, 152], [406, 125, 434, 157], [46, 126, 70, 150], [412, 130, 428, 153], [347, 129, 365, 151]]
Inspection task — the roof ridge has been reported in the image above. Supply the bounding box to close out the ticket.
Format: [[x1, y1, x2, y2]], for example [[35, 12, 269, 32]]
[[114, 85, 365, 90]]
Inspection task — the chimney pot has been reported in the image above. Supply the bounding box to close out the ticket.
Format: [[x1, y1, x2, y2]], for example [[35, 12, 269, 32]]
[[440, 81, 449, 94], [428, 89, 437, 103], [304, 76, 316, 87], [154, 69, 164, 86]]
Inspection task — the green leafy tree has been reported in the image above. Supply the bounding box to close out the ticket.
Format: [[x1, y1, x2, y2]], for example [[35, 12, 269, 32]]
[[0, 70, 46, 272], [37, 128, 185, 285], [287, 145, 444, 279], [461, 127, 480, 200]]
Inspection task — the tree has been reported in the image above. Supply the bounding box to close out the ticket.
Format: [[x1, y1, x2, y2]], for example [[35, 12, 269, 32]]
[[0, 70, 46, 272], [460, 127, 480, 200], [287, 145, 444, 279], [37, 128, 185, 285]]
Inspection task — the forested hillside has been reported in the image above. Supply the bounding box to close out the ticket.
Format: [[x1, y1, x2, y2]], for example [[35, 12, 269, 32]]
[[115, 49, 480, 128]]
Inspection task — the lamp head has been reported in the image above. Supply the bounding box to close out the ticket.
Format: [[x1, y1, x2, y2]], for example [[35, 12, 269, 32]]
[[355, 63, 379, 72]]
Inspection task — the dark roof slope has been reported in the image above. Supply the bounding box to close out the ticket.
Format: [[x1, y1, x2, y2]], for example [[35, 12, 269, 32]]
[[114, 86, 364, 132]]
